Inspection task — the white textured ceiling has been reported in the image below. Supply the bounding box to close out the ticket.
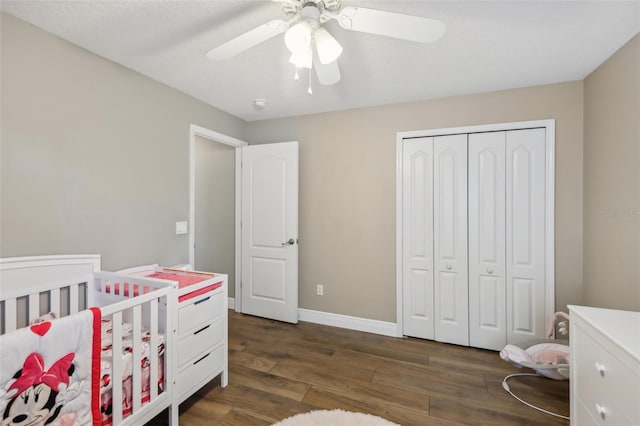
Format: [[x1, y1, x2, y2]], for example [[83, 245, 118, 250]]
[[2, 1, 639, 121]]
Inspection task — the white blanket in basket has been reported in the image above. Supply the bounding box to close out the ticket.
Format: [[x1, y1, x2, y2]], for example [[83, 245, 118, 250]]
[[0, 308, 101, 426]]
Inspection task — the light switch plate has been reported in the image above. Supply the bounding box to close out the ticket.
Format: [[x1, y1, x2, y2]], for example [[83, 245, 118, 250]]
[[176, 221, 188, 235]]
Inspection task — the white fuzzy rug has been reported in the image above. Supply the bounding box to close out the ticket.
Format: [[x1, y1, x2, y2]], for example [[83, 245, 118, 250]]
[[272, 409, 400, 426]]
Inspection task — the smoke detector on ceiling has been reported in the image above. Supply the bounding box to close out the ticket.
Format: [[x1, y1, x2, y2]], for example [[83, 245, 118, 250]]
[[253, 98, 268, 110]]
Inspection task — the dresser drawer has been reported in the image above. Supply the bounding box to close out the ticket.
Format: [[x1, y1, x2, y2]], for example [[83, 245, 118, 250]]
[[178, 289, 223, 334], [176, 344, 224, 400], [178, 319, 224, 367], [574, 399, 601, 426], [574, 323, 640, 424]]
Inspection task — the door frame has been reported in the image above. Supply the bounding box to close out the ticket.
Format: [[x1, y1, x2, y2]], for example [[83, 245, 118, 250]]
[[189, 124, 247, 312], [395, 119, 556, 338]]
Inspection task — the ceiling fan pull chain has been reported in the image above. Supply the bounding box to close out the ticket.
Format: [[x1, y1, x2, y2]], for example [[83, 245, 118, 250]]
[[307, 67, 313, 95]]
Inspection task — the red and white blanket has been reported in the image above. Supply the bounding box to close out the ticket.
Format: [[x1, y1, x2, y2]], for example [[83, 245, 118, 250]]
[[0, 308, 101, 426]]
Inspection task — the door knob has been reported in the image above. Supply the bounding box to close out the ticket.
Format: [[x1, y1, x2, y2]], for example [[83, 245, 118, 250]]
[[446, 264, 452, 270], [281, 238, 295, 246], [487, 268, 493, 274]]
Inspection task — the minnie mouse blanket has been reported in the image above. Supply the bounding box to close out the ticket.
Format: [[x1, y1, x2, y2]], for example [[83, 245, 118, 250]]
[[0, 308, 101, 426]]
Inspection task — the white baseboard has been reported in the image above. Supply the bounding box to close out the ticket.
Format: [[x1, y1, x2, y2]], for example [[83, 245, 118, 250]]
[[228, 299, 398, 337], [298, 308, 399, 337]]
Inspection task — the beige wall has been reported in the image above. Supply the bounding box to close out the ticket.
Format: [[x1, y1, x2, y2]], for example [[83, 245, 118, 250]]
[[583, 34, 640, 311], [194, 136, 236, 297], [6, 10, 635, 324], [0, 13, 246, 270], [246, 82, 584, 322]]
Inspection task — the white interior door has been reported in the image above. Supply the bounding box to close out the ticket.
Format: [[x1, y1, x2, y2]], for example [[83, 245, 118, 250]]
[[468, 132, 506, 350], [241, 142, 299, 323], [506, 129, 546, 344], [433, 134, 468, 346], [402, 137, 435, 339]]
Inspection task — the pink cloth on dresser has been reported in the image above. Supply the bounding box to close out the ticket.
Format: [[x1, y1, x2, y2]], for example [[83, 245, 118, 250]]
[[106, 271, 212, 297], [146, 272, 222, 302], [146, 272, 209, 288]]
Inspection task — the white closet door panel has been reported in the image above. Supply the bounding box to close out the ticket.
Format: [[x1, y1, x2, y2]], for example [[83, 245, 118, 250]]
[[434, 134, 468, 346], [402, 137, 434, 339], [468, 132, 506, 350], [438, 271, 461, 320], [479, 276, 501, 325], [512, 278, 535, 332], [506, 128, 546, 344]]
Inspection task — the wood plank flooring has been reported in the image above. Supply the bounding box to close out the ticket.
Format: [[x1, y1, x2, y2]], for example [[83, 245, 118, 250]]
[[148, 311, 569, 425]]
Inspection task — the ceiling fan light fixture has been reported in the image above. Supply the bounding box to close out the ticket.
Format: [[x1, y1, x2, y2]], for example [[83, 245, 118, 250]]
[[314, 27, 343, 64], [289, 48, 312, 69], [284, 21, 312, 53]]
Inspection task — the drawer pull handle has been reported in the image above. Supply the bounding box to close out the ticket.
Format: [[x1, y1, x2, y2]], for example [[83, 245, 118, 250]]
[[595, 362, 606, 377], [194, 296, 211, 305], [595, 403, 606, 420], [194, 353, 210, 365], [194, 324, 211, 335]]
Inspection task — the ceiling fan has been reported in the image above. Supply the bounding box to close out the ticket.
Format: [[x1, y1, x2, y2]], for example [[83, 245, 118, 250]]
[[206, 0, 445, 91]]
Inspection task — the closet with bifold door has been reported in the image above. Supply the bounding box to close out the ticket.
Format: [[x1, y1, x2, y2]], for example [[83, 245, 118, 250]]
[[399, 121, 554, 351]]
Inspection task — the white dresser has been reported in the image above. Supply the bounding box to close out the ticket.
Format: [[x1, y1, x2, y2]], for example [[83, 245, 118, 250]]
[[117, 265, 228, 404], [569, 305, 640, 425], [173, 272, 228, 403]]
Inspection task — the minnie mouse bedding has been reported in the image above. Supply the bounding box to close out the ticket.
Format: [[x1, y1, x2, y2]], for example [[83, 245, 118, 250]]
[[0, 311, 165, 426], [0, 308, 101, 426], [98, 319, 165, 425]]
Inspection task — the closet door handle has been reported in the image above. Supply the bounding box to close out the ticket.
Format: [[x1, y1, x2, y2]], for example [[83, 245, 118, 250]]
[[446, 264, 452, 270], [487, 268, 493, 274], [281, 238, 295, 246]]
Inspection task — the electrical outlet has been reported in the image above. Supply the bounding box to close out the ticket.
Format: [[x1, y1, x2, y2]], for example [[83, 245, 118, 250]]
[[316, 284, 324, 296]]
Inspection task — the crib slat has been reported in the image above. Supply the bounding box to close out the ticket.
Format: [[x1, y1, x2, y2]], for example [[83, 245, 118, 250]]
[[50, 288, 61, 317], [132, 304, 142, 414], [5, 298, 17, 333], [111, 311, 123, 426], [69, 283, 79, 314], [149, 298, 159, 400], [29, 293, 40, 320]]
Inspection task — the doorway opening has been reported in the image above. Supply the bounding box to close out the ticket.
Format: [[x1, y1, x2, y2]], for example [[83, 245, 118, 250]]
[[189, 124, 247, 310]]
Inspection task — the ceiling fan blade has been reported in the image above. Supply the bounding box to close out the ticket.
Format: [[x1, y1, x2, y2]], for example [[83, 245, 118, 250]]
[[206, 19, 290, 60], [314, 59, 341, 86], [335, 6, 445, 44]]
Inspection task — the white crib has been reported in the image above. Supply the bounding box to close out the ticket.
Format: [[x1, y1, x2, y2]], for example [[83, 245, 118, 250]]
[[0, 255, 177, 426]]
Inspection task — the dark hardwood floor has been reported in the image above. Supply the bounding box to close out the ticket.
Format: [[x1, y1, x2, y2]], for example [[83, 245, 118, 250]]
[[150, 310, 569, 425]]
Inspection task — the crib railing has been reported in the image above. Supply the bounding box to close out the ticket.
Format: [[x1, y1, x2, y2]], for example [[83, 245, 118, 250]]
[[0, 254, 100, 333], [92, 271, 176, 426], [99, 284, 173, 425], [0, 277, 92, 333]]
